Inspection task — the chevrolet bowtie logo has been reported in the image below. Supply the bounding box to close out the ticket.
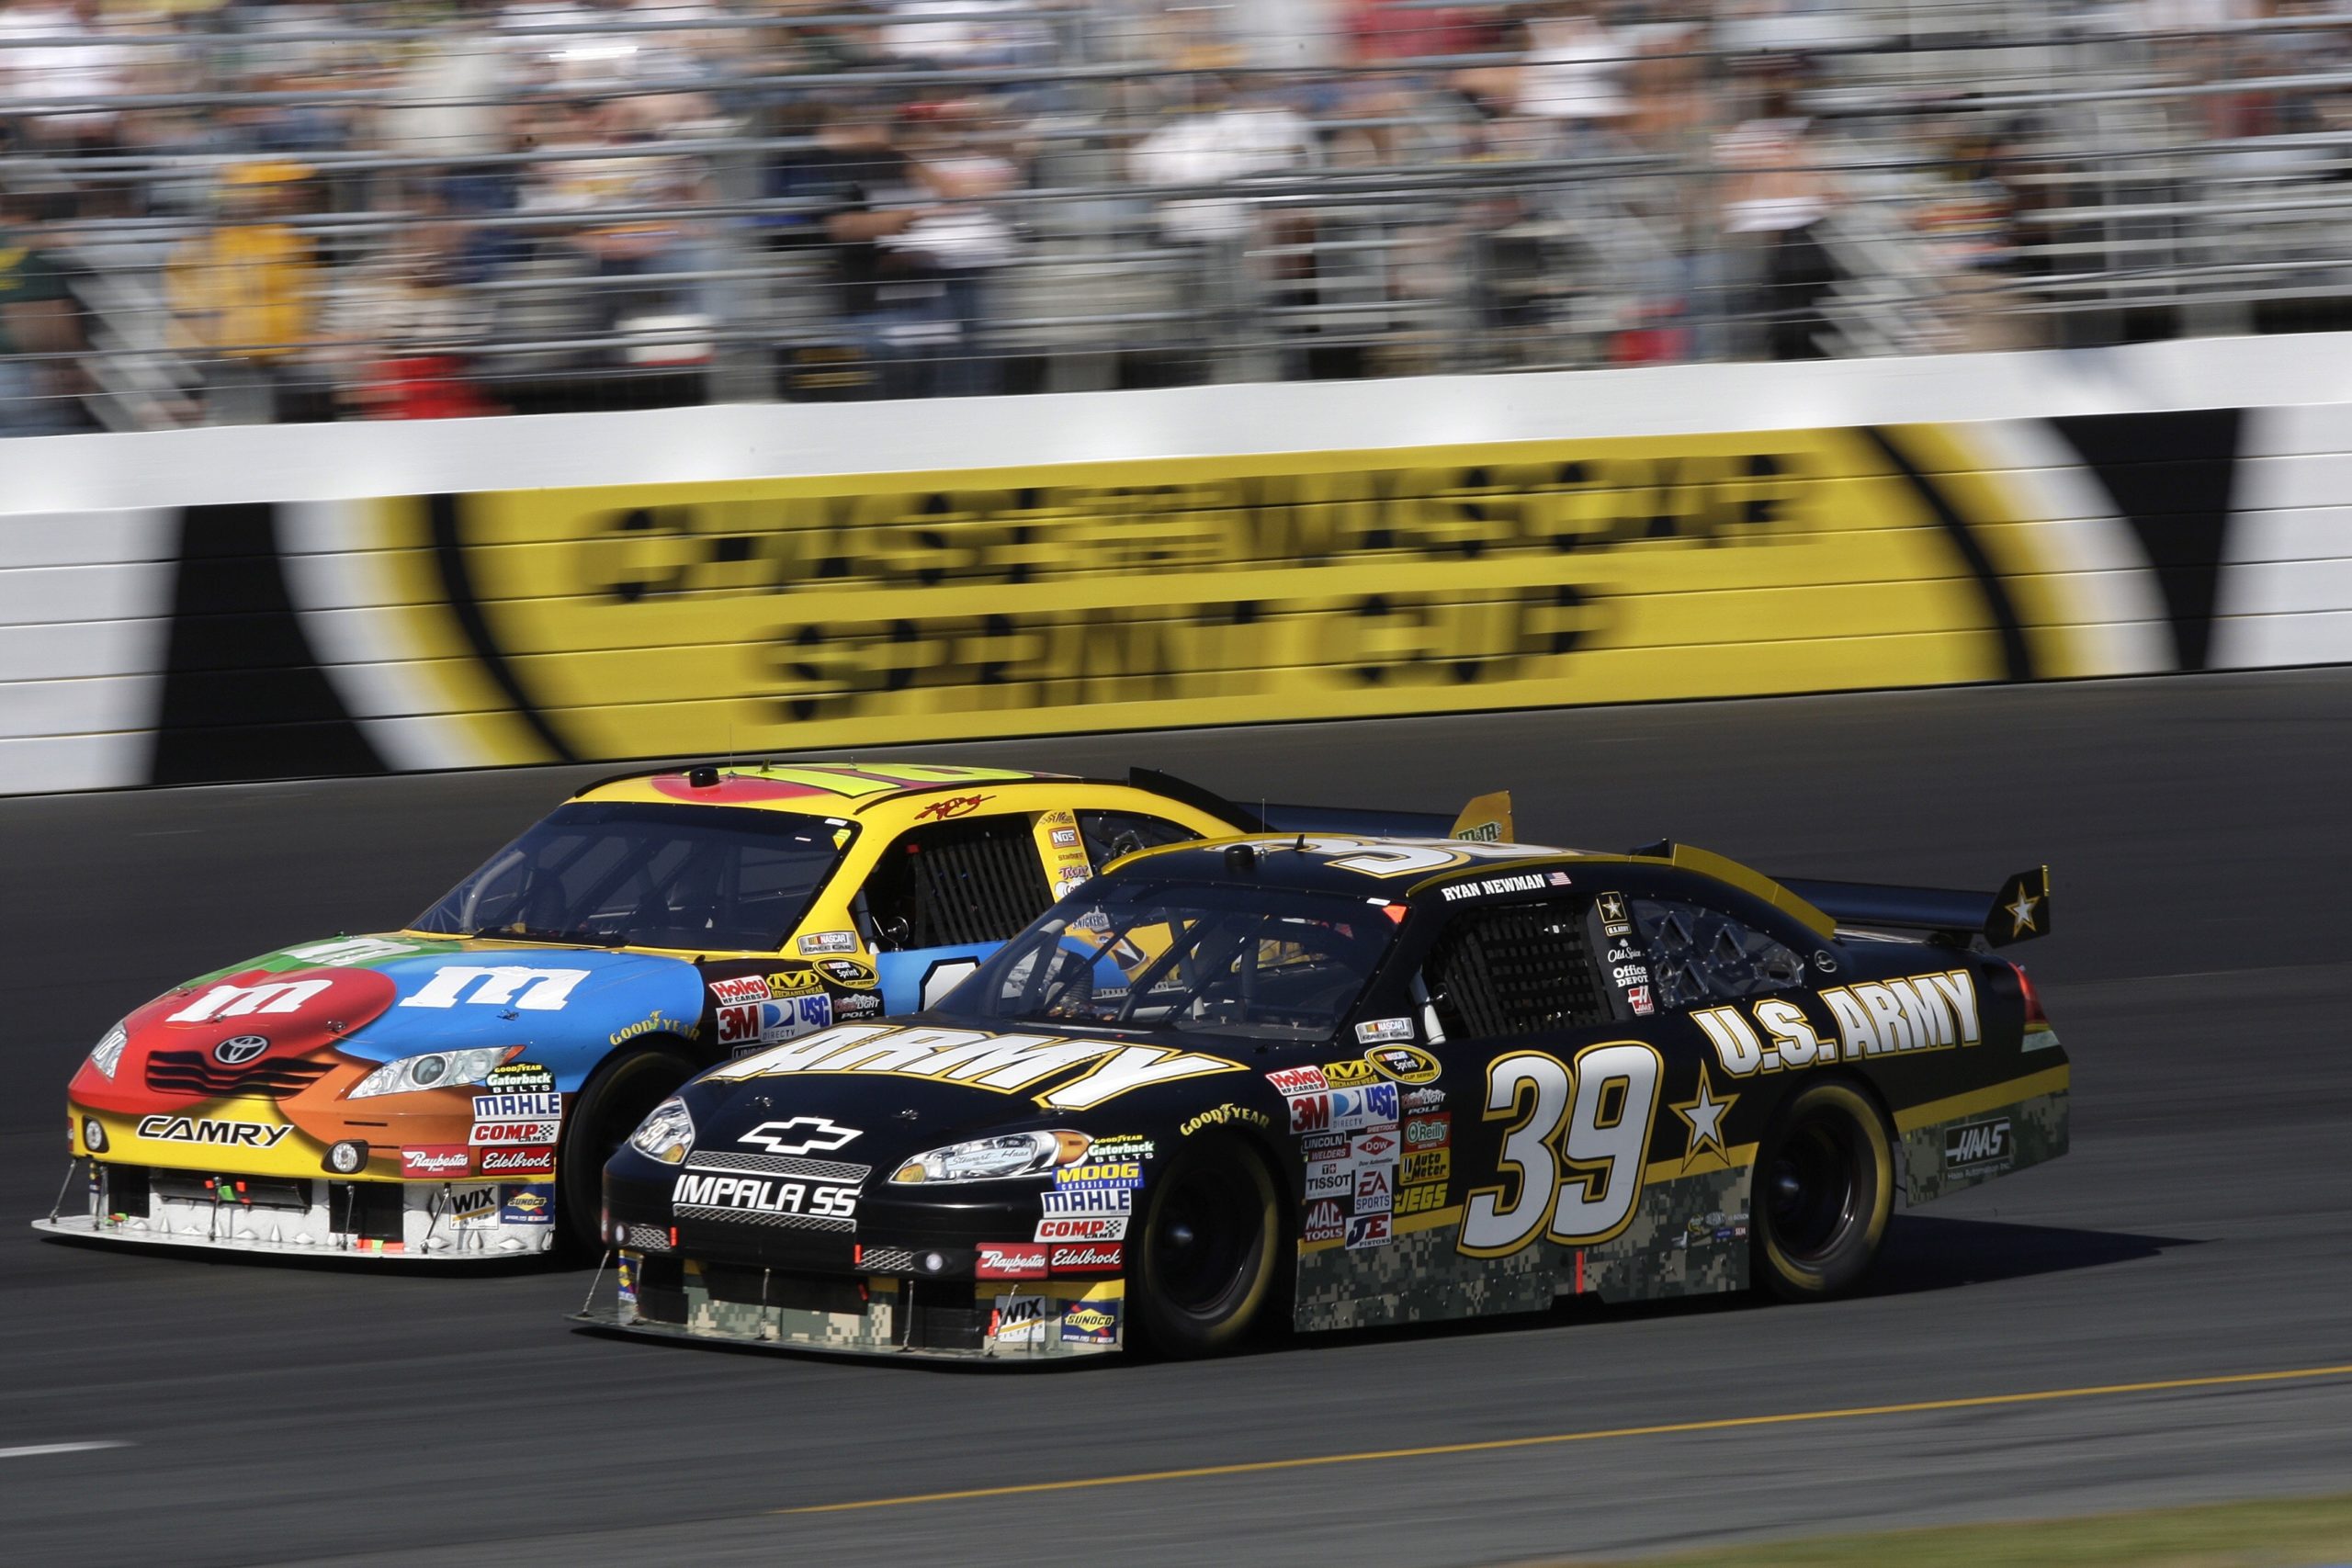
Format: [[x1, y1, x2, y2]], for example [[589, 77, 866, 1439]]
[[738, 1117, 862, 1156]]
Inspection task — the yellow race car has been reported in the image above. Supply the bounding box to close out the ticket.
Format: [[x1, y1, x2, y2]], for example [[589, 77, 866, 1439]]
[[43, 761, 1504, 1260]]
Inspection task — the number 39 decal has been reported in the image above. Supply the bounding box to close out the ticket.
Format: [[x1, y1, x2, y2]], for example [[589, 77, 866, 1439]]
[[1459, 1043, 1663, 1257]]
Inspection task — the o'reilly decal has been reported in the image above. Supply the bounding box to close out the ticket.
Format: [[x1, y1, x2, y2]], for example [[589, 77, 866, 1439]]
[[1943, 1117, 2012, 1172]]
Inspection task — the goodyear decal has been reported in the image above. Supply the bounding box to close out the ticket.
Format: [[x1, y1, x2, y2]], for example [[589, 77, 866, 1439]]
[[358, 429, 2079, 762]]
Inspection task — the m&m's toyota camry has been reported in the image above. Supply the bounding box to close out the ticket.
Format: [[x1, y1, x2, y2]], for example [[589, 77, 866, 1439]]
[[40, 762, 1497, 1260], [584, 832, 2065, 1360]]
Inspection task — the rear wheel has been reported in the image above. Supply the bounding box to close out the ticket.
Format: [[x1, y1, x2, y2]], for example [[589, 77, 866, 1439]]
[[1750, 1080, 1894, 1300], [558, 1042, 695, 1256], [1130, 1134, 1283, 1357]]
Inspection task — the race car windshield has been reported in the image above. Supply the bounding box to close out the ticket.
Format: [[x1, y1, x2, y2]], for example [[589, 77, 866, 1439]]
[[955, 881, 1398, 1043], [410, 801, 854, 953]]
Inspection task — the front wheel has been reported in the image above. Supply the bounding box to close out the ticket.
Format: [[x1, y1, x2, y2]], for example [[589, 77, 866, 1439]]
[[558, 1042, 695, 1256], [1750, 1079, 1894, 1300], [1129, 1134, 1284, 1357]]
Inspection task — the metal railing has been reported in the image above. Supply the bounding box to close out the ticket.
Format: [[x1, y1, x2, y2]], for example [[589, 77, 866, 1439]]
[[4, 1, 2352, 433]]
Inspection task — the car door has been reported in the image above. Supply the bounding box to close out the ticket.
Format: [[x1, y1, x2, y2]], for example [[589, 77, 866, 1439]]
[[1412, 891, 1671, 1260]]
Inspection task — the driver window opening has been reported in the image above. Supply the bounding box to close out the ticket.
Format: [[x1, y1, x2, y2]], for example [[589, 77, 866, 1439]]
[[863, 815, 1053, 951], [1421, 900, 1608, 1043], [1630, 897, 1804, 1009]]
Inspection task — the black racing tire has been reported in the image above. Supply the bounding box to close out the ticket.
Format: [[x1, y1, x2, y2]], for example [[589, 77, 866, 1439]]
[[1130, 1133, 1285, 1358], [1750, 1079, 1895, 1301], [557, 1042, 696, 1257]]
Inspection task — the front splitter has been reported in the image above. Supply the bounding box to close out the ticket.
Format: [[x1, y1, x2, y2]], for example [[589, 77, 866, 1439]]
[[32, 1213, 554, 1261]]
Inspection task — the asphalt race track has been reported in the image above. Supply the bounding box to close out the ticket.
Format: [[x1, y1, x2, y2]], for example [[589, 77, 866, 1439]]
[[4, 669, 2349, 1567]]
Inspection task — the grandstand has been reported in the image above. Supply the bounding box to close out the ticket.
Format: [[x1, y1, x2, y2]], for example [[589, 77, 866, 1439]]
[[2, 0, 2348, 433]]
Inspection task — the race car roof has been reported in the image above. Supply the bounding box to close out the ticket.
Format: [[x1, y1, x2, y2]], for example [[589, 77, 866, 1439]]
[[1102, 833, 1837, 936], [571, 761, 1074, 817]]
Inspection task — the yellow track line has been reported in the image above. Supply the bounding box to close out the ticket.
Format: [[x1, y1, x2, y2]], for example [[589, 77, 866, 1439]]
[[775, 1362, 2352, 1516]]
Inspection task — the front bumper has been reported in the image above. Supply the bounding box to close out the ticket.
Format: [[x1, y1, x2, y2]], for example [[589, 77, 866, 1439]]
[[33, 1159, 558, 1260], [575, 1249, 1125, 1360]]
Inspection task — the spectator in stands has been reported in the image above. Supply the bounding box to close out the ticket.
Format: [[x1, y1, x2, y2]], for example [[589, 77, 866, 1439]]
[[319, 198, 502, 420], [164, 160, 328, 423], [1715, 74, 1840, 360], [0, 181, 87, 435], [0, 0, 130, 158], [767, 93, 1003, 400]]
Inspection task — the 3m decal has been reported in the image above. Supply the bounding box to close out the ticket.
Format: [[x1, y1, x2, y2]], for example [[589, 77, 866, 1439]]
[[1696, 969, 1980, 1076], [1289, 1092, 1330, 1134], [135, 1115, 293, 1149], [717, 1002, 762, 1049], [1459, 1042, 1663, 1258], [398, 965, 589, 1012], [703, 1024, 1240, 1109]]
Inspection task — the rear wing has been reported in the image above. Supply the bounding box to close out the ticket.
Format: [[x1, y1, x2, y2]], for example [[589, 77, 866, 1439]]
[[1129, 769, 1512, 843], [1777, 864, 2052, 949]]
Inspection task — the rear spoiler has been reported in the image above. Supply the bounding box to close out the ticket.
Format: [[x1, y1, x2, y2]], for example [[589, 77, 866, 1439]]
[[1776, 864, 2052, 949], [1130, 769, 1513, 843]]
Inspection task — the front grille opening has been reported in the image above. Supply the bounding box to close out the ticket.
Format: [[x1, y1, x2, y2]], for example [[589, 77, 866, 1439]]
[[144, 1051, 332, 1099], [334, 1180, 403, 1242], [102, 1163, 151, 1219], [699, 1261, 866, 1318], [904, 1279, 985, 1352], [637, 1254, 688, 1324]]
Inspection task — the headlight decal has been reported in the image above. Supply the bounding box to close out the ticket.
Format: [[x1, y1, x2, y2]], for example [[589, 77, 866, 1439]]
[[86, 1023, 129, 1080], [628, 1098, 695, 1166], [889, 1129, 1091, 1184], [345, 1045, 521, 1100]]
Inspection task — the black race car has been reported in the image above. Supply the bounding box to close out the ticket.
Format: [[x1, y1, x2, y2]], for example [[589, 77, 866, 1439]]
[[583, 833, 2064, 1359]]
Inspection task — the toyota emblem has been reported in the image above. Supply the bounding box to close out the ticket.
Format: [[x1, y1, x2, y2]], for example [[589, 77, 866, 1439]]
[[213, 1035, 270, 1066]]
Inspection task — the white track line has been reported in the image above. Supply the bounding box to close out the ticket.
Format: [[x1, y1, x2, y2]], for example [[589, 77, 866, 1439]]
[[0, 1441, 130, 1461]]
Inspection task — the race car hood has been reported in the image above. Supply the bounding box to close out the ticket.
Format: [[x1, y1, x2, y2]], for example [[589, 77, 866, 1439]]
[[665, 1019, 1254, 1165], [67, 933, 708, 1178]]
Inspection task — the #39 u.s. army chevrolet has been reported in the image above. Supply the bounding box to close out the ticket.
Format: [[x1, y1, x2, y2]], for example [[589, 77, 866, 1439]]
[[586, 833, 2064, 1359], [40, 762, 1500, 1260]]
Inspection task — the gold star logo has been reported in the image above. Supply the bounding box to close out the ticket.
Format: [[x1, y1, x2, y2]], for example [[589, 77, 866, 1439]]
[[2007, 890, 2039, 936], [1672, 1062, 1737, 1169]]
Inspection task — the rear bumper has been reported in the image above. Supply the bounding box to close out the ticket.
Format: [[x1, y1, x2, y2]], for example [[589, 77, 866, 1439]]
[[34, 1159, 559, 1259], [580, 1249, 1125, 1360]]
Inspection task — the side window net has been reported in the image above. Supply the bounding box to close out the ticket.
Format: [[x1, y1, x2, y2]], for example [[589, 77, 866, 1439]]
[[1425, 903, 1607, 1042], [1077, 810, 1199, 864], [1634, 897, 1804, 1009], [870, 817, 1054, 948]]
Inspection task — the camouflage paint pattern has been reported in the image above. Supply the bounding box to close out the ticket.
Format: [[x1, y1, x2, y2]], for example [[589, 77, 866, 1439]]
[[1293, 1213, 1559, 1332], [1901, 1088, 2069, 1204], [610, 1254, 1125, 1359], [1582, 1155, 1756, 1302]]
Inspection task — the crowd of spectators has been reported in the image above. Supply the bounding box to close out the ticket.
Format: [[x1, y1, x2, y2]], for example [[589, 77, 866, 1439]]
[[6, 0, 2352, 434]]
